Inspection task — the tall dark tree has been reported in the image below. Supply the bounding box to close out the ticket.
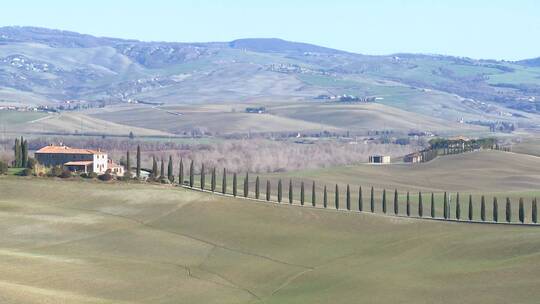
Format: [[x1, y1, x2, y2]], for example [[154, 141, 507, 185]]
[[394, 189, 399, 215], [136, 145, 141, 179], [222, 168, 227, 194], [200, 164, 205, 190], [243, 172, 249, 198], [456, 193, 461, 220], [506, 197, 512, 223], [406, 191, 410, 217], [382, 189, 387, 214], [266, 180, 271, 201], [189, 160, 195, 187], [468, 195, 473, 221], [358, 186, 363, 211], [335, 184, 339, 210], [289, 180, 293, 205], [178, 158, 184, 185], [255, 176, 260, 199], [300, 182, 305, 206], [312, 181, 316, 207], [493, 197, 498, 222], [346, 185, 351, 211], [418, 191, 423, 217], [480, 195, 486, 221], [519, 198, 525, 223], [125, 150, 131, 177], [443, 192, 448, 219], [277, 179, 282, 203], [21, 139, 28, 168], [431, 193, 435, 218], [323, 185, 328, 208], [233, 172, 237, 197], [13, 138, 20, 167], [167, 155, 174, 183], [151, 156, 158, 180], [211, 167, 216, 192], [160, 158, 165, 179], [532, 198, 538, 224], [370, 186, 375, 213]]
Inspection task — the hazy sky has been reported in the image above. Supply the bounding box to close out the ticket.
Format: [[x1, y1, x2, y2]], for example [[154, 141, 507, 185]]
[[1, 0, 538, 60]]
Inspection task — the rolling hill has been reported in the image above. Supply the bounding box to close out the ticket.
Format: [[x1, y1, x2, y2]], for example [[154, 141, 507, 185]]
[[1, 177, 540, 303]]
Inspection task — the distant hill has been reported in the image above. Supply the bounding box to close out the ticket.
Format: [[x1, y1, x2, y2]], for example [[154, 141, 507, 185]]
[[229, 38, 345, 54], [0, 26, 539, 128], [517, 57, 540, 67]]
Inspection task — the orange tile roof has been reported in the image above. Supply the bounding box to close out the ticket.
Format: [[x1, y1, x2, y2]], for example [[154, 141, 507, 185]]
[[64, 161, 94, 166], [35, 145, 105, 155]]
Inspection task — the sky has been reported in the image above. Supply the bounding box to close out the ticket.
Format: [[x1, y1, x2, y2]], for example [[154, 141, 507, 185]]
[[0, 0, 538, 60]]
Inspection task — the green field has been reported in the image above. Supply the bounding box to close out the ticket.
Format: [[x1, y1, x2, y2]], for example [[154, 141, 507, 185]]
[[0, 177, 540, 303], [1, 177, 540, 303]]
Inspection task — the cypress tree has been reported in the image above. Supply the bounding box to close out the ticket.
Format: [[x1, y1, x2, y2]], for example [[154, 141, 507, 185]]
[[335, 184, 339, 210], [312, 181, 316, 207], [168, 155, 174, 183], [277, 179, 282, 203], [519, 198, 525, 223], [233, 173, 237, 197], [178, 158, 184, 185], [456, 193, 461, 220], [394, 189, 399, 215], [300, 182, 305, 206], [160, 158, 165, 179], [430, 193, 435, 218], [493, 197, 498, 222], [13, 138, 20, 167], [255, 176, 260, 199], [243, 172, 249, 198], [152, 156, 158, 180], [211, 167, 216, 192], [480, 195, 486, 221], [358, 186, 363, 211], [443, 192, 448, 219], [289, 180, 293, 205], [189, 161, 194, 187], [200, 164, 205, 190], [136, 145, 141, 179], [468, 195, 473, 221], [323, 185, 328, 208], [418, 191, 423, 217], [370, 186, 375, 213], [406, 191, 410, 217], [506, 197, 511, 223], [126, 150, 131, 177], [382, 189, 387, 214], [532, 198, 537, 224], [21, 139, 28, 168], [346, 184, 351, 211], [266, 180, 270, 201], [222, 168, 227, 194]]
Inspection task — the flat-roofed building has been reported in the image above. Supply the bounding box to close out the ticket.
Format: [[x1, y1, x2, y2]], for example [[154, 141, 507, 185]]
[[369, 155, 391, 164]]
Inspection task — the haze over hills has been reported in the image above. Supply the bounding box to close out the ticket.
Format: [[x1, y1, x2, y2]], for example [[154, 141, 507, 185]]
[[1, 26, 540, 135]]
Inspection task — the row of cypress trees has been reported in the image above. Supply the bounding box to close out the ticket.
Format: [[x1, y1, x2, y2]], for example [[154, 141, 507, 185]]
[[176, 162, 538, 225]]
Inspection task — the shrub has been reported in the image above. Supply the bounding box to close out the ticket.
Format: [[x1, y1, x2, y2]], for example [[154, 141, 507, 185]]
[[19, 168, 33, 176], [98, 173, 114, 181], [48, 166, 64, 177], [0, 161, 8, 175], [59, 170, 73, 179]]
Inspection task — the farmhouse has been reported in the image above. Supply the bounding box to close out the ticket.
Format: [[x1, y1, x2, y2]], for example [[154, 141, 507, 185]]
[[369, 155, 391, 164], [35, 144, 120, 175]]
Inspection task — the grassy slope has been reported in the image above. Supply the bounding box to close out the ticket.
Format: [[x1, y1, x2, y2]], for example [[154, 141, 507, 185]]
[[4, 112, 173, 136], [1, 177, 540, 304]]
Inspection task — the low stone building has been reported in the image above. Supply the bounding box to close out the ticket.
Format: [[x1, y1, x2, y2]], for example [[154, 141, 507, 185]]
[[404, 152, 423, 163]]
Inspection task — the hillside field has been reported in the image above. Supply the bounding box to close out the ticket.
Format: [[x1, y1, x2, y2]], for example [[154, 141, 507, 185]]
[[1, 177, 540, 303]]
